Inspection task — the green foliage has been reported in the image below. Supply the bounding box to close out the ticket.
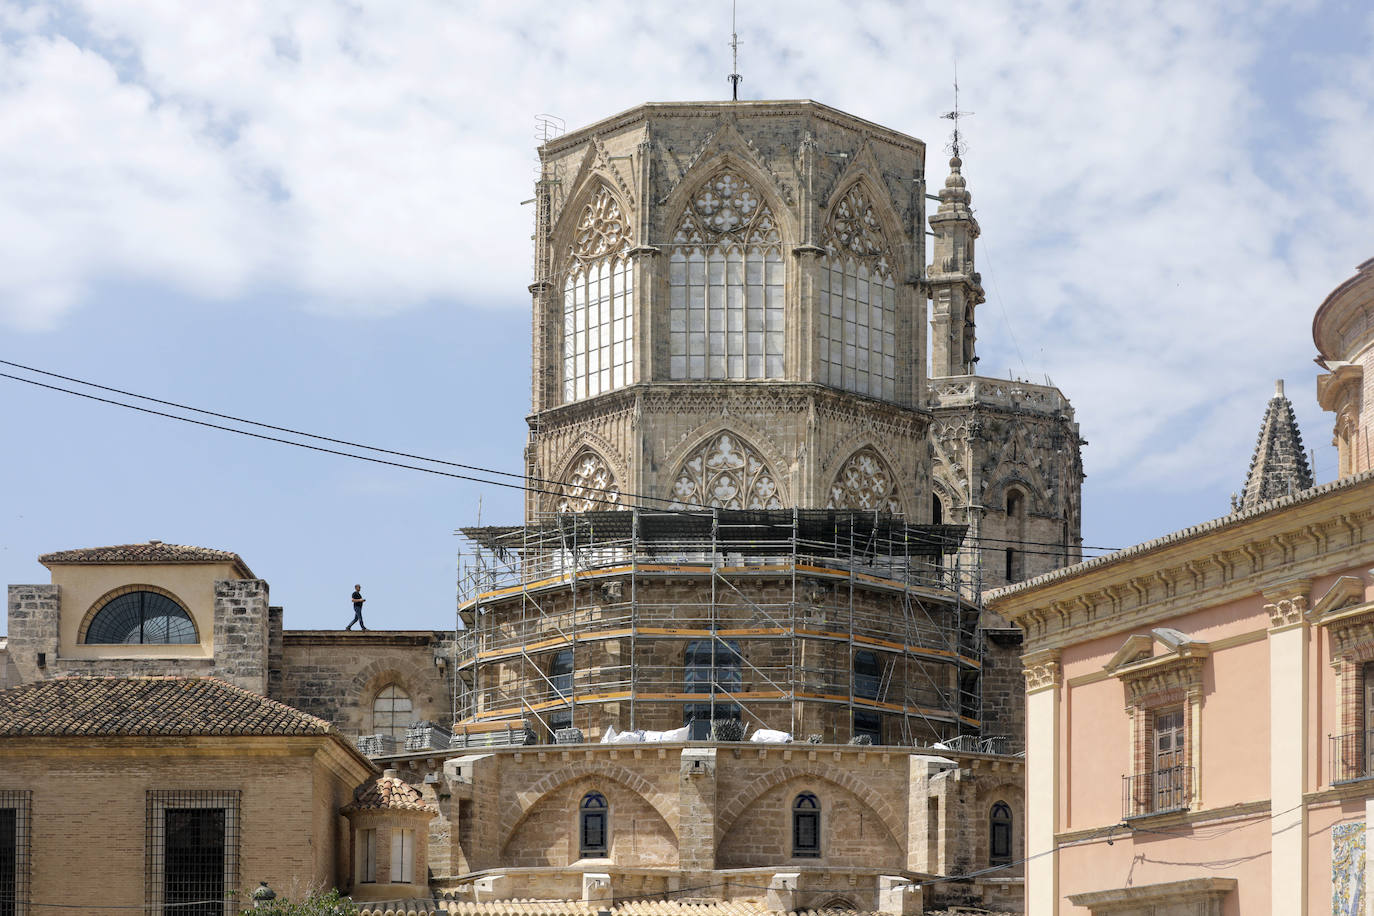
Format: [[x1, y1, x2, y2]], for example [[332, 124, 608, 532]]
[[240, 888, 359, 916]]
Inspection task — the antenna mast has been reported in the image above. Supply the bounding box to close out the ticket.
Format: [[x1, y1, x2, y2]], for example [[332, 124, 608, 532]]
[[940, 61, 973, 158], [728, 0, 743, 101]]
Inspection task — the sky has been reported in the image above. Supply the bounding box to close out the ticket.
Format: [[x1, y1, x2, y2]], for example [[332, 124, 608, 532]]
[[1, 0, 1371, 633]]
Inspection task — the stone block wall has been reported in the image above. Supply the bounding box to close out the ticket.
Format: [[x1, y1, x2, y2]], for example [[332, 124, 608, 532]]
[[5, 584, 60, 685], [213, 579, 271, 694], [980, 628, 1026, 751]]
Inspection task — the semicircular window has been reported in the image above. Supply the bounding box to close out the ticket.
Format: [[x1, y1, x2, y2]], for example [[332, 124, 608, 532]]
[[85, 591, 197, 644]]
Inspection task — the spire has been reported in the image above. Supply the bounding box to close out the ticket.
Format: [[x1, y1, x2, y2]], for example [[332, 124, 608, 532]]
[[928, 156, 983, 378], [1236, 379, 1314, 511]]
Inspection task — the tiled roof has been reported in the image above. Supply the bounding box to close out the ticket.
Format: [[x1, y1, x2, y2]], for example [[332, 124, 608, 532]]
[[0, 676, 333, 737], [343, 772, 436, 814], [39, 541, 255, 578]]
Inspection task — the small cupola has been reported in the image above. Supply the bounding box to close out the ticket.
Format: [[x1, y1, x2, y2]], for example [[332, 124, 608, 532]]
[[341, 768, 437, 901]]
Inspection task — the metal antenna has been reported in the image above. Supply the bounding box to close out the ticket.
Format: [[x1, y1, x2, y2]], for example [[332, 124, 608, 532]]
[[728, 0, 743, 101], [940, 61, 973, 158]]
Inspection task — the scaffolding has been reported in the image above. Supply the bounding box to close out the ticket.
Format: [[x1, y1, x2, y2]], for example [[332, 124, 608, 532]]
[[454, 508, 982, 746]]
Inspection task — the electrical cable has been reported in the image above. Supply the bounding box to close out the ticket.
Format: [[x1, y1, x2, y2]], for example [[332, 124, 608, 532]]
[[0, 360, 1118, 553]]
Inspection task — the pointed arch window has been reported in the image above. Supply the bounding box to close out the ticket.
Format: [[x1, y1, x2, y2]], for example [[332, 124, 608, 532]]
[[819, 184, 897, 401], [668, 432, 783, 509], [564, 186, 633, 402], [668, 170, 785, 380], [825, 447, 902, 515]]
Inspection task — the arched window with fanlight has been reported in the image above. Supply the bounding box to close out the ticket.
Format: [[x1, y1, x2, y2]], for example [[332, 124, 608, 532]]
[[989, 801, 1013, 866], [668, 169, 785, 381], [579, 791, 609, 857], [819, 182, 898, 401], [83, 589, 197, 644], [372, 684, 413, 739], [563, 185, 634, 403], [792, 792, 821, 857]]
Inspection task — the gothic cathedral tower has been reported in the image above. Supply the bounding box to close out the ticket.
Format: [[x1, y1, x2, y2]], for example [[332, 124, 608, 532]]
[[527, 102, 934, 523]]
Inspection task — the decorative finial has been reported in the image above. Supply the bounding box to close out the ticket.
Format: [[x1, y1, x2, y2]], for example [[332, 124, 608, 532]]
[[940, 61, 973, 160], [1275, 379, 1285, 397], [728, 1, 743, 101]]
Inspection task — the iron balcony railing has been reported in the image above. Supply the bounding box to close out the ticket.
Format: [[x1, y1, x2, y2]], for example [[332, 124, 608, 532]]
[[1330, 730, 1374, 783], [1122, 765, 1192, 819]]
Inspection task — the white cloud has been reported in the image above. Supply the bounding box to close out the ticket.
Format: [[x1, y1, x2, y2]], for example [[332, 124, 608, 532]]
[[1, 0, 1369, 518]]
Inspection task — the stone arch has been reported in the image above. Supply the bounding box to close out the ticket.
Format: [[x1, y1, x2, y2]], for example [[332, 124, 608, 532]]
[[349, 658, 438, 736], [662, 150, 797, 249], [77, 583, 198, 644], [822, 169, 909, 278], [987, 473, 1044, 515], [715, 762, 904, 851], [549, 174, 635, 283], [548, 440, 626, 513], [660, 424, 789, 510], [819, 440, 909, 517], [500, 760, 678, 847], [814, 896, 859, 911]]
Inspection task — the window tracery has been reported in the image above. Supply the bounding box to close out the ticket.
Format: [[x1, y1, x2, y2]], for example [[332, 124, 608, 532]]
[[668, 432, 783, 510], [668, 169, 785, 380], [564, 186, 633, 402], [819, 184, 897, 401], [556, 449, 620, 513], [825, 447, 902, 515]]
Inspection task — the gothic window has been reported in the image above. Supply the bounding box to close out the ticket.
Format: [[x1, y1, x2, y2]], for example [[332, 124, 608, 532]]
[[825, 447, 902, 515], [792, 793, 821, 857], [549, 649, 574, 699], [372, 684, 413, 739], [819, 183, 898, 401], [668, 169, 785, 380], [564, 186, 633, 402], [989, 802, 1013, 866], [556, 449, 620, 512], [853, 650, 881, 700], [84, 589, 197, 645], [579, 792, 609, 857], [668, 432, 783, 509]]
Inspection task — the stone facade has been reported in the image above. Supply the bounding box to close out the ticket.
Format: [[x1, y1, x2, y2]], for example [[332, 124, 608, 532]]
[[379, 742, 1023, 913]]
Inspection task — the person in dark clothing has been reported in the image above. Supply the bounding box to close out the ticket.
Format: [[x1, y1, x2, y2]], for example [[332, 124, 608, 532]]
[[346, 584, 367, 630]]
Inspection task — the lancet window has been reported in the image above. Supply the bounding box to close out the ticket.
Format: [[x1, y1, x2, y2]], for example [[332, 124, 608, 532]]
[[668, 432, 783, 510], [819, 183, 897, 401], [564, 186, 633, 402], [668, 169, 785, 380]]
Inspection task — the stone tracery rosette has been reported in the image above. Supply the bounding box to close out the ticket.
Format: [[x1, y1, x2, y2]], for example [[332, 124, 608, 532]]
[[824, 448, 902, 515], [672, 170, 781, 250], [569, 186, 630, 264], [822, 184, 891, 266], [668, 432, 783, 510], [555, 449, 620, 513]]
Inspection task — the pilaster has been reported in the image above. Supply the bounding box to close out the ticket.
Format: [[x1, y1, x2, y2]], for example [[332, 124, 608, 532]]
[[1022, 647, 1061, 916], [1263, 578, 1312, 915]]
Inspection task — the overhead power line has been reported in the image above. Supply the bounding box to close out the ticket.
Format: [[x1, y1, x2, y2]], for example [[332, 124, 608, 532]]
[[0, 359, 1119, 553]]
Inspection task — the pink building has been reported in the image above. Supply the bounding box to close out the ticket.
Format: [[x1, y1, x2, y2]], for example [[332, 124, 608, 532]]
[[988, 261, 1374, 915]]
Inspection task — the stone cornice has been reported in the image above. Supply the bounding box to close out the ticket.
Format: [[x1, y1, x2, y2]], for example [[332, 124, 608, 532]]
[[989, 472, 1374, 651]]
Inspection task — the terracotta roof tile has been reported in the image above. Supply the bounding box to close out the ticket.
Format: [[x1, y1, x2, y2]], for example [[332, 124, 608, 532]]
[[343, 772, 436, 814], [39, 542, 254, 578], [0, 676, 333, 737]]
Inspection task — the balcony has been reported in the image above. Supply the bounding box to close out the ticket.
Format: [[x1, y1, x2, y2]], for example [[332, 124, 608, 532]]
[[1122, 765, 1193, 819], [1330, 730, 1374, 784]]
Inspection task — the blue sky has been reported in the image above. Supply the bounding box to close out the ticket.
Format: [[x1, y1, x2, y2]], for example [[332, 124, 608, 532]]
[[2, 0, 1372, 632]]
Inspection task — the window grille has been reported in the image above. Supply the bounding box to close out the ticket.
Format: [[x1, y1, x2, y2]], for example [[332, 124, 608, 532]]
[[86, 591, 197, 644], [0, 791, 31, 916], [579, 792, 608, 857], [989, 802, 1013, 865], [145, 790, 239, 916], [792, 793, 820, 857]]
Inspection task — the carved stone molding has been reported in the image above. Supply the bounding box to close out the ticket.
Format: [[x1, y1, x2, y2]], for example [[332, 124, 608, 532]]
[[1023, 649, 1062, 693], [1261, 579, 1312, 630]]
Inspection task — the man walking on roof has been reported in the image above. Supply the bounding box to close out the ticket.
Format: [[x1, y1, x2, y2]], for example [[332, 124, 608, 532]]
[[346, 584, 367, 630]]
